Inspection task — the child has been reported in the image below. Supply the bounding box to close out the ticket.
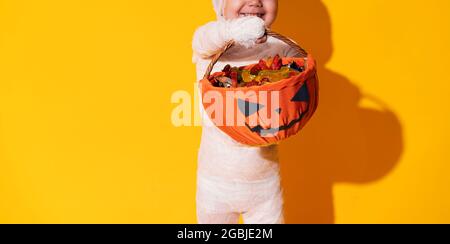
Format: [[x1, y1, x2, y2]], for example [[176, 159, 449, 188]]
[[192, 0, 301, 224]]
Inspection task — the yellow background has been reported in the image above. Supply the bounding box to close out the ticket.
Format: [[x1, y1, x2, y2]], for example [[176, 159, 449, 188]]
[[1, 0, 449, 223]]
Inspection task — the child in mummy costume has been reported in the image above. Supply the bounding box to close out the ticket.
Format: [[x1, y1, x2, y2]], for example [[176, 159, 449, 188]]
[[193, 0, 302, 224]]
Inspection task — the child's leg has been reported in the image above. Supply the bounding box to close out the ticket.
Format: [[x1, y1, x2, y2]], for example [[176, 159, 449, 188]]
[[197, 208, 240, 224], [196, 154, 284, 224], [242, 174, 285, 224], [242, 191, 284, 224], [196, 172, 241, 224]]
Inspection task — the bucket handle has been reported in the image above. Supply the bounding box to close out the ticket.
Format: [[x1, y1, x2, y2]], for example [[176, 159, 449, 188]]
[[203, 29, 309, 80]]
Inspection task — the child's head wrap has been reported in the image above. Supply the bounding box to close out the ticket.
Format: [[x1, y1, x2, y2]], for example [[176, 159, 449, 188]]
[[212, 0, 225, 20]]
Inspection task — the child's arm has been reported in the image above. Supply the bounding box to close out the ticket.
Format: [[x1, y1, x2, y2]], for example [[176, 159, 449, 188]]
[[192, 21, 229, 62], [192, 16, 266, 63]]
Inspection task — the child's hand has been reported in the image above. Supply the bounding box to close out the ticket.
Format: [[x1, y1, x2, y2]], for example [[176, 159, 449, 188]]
[[227, 16, 266, 48], [255, 35, 268, 44], [191, 16, 267, 61]]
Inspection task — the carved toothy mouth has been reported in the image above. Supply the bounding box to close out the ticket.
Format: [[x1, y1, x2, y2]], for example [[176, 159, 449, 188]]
[[245, 111, 306, 137], [238, 82, 310, 136]]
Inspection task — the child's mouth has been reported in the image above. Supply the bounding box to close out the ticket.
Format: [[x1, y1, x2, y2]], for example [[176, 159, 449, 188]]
[[239, 13, 265, 18]]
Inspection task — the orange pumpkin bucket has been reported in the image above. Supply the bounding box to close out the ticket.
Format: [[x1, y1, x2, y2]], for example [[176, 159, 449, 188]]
[[199, 30, 319, 147]]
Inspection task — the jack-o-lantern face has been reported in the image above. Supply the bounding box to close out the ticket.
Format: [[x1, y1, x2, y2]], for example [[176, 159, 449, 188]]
[[201, 55, 319, 146], [237, 81, 310, 137]]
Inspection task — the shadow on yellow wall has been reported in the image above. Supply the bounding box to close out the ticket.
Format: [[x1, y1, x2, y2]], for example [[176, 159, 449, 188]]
[[273, 0, 404, 223]]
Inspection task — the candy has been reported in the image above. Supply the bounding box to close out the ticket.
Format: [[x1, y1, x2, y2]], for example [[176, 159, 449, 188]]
[[208, 54, 305, 88], [222, 64, 232, 77], [258, 59, 269, 70], [241, 70, 256, 83], [250, 65, 261, 75], [222, 64, 231, 73], [256, 66, 296, 83], [215, 76, 233, 88], [230, 71, 238, 88], [265, 56, 274, 68], [271, 54, 282, 70]]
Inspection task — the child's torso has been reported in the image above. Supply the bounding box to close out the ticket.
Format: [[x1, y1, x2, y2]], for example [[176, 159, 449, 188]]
[[195, 37, 294, 181]]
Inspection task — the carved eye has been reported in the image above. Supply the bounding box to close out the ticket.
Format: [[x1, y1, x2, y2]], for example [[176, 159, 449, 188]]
[[238, 99, 265, 117], [291, 83, 309, 102]]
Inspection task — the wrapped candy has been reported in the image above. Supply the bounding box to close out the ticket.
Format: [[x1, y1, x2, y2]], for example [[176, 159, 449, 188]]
[[271, 54, 282, 70], [208, 54, 305, 88]]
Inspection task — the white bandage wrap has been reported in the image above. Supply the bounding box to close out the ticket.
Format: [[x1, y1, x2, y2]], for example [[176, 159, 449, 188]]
[[191, 0, 302, 224]]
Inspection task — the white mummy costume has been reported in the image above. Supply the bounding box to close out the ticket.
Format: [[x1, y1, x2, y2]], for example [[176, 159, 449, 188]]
[[192, 0, 300, 224]]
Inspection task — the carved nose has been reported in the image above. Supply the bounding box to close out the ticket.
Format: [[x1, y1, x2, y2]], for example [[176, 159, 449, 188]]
[[237, 99, 265, 117]]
